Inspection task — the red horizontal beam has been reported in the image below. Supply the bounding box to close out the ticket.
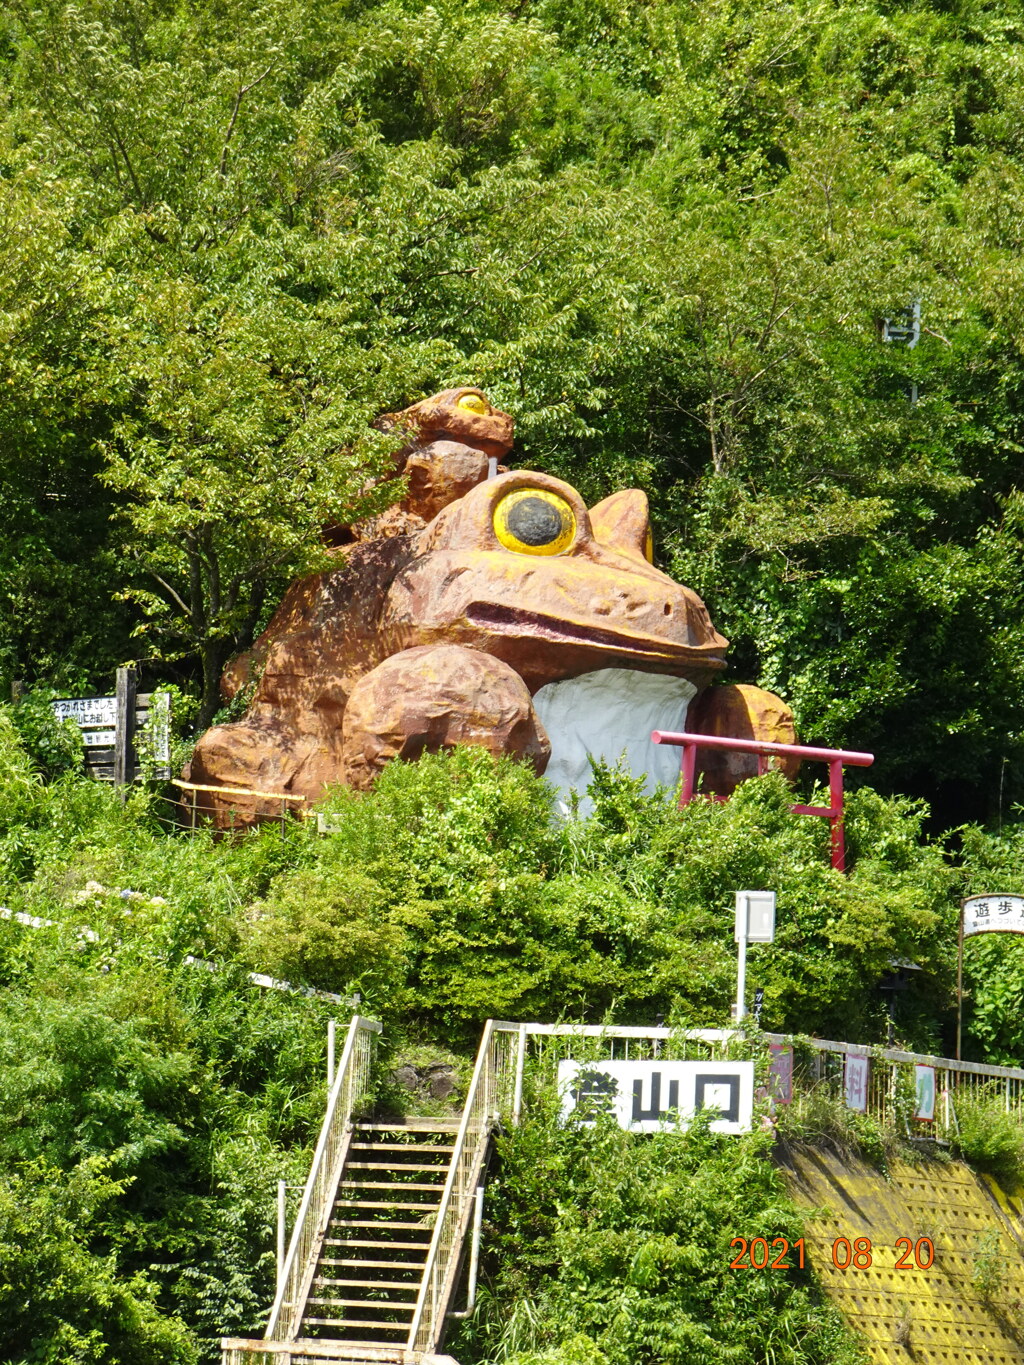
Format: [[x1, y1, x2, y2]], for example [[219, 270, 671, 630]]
[[651, 730, 874, 768]]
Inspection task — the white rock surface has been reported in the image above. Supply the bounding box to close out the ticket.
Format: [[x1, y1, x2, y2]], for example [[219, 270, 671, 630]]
[[532, 668, 695, 817]]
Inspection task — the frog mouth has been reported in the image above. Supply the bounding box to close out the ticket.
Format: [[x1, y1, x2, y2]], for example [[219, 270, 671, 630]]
[[465, 602, 726, 666]]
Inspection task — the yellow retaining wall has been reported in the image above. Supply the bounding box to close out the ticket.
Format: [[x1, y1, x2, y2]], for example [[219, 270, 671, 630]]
[[777, 1146, 1024, 1364]]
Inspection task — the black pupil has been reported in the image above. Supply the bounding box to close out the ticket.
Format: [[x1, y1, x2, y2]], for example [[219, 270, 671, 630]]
[[507, 496, 565, 547]]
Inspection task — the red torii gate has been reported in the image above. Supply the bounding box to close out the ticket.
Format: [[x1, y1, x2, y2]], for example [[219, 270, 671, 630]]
[[650, 730, 875, 873]]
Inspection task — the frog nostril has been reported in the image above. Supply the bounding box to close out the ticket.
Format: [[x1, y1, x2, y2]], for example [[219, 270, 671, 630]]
[[663, 602, 672, 616]]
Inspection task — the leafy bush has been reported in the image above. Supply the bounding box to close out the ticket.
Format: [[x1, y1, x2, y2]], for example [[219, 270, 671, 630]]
[[951, 1090, 1024, 1189], [9, 688, 83, 779], [0, 1161, 198, 1365], [0, 949, 336, 1361], [452, 1088, 867, 1365], [239, 750, 956, 1046]]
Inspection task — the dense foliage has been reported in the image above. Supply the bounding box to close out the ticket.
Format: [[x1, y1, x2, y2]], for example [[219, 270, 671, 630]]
[[3, 712, 1024, 1360], [456, 1101, 864, 1365], [5, 0, 1024, 1358], [2, 0, 1024, 812]]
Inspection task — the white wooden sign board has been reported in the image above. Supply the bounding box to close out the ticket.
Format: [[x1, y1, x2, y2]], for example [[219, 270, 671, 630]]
[[558, 1060, 754, 1135], [844, 1053, 869, 1112], [963, 895, 1024, 937], [51, 688, 170, 779], [53, 696, 118, 726], [914, 1064, 936, 1121], [83, 730, 116, 747]]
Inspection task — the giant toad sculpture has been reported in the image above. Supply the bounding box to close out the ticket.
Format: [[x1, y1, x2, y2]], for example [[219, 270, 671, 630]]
[[185, 388, 795, 823]]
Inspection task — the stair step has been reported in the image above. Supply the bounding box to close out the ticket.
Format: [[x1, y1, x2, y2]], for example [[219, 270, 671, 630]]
[[334, 1199, 437, 1211], [349, 1142, 454, 1154], [319, 1257, 426, 1269], [303, 1317, 409, 1331], [339, 1180, 444, 1192], [330, 1219, 434, 1230], [352, 1119, 461, 1133], [322, 1239, 430, 1252], [346, 1161, 449, 1172], [309, 1296, 416, 1311], [315, 1278, 420, 1291]]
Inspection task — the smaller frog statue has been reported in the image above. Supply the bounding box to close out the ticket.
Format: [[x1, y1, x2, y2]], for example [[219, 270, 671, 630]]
[[185, 388, 796, 823]]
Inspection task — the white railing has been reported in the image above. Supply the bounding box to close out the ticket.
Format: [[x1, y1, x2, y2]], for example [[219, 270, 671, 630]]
[[491, 1022, 1024, 1142], [407, 1021, 518, 1353], [264, 1014, 381, 1342], [771, 1033, 1024, 1137]]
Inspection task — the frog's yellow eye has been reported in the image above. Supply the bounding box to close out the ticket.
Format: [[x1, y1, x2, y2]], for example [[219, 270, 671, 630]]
[[456, 393, 489, 415], [494, 488, 576, 556]]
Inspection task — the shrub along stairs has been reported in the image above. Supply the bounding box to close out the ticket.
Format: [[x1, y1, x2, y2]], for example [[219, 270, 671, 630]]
[[221, 1017, 518, 1365]]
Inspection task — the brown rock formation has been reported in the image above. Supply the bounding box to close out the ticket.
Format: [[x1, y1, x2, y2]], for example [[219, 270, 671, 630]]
[[689, 683, 800, 796], [341, 644, 549, 790], [184, 387, 797, 827]]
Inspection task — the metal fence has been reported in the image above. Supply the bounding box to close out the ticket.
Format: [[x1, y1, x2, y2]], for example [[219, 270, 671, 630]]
[[407, 1021, 519, 1353], [491, 1022, 1024, 1142], [264, 1015, 381, 1342], [771, 1034, 1024, 1138], [166, 779, 306, 835]]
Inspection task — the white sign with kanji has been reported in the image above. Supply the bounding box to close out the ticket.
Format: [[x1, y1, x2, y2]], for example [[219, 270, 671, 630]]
[[844, 1053, 869, 1112], [558, 1060, 754, 1134], [963, 895, 1024, 937], [52, 695, 118, 727]]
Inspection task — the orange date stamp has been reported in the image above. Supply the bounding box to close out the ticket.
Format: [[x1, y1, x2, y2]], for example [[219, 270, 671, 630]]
[[729, 1236, 934, 1270]]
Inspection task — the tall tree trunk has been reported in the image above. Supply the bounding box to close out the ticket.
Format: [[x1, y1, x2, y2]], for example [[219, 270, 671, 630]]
[[197, 637, 230, 731]]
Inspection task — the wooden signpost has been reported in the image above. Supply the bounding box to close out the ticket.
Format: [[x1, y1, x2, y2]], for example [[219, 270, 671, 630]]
[[52, 668, 170, 787]]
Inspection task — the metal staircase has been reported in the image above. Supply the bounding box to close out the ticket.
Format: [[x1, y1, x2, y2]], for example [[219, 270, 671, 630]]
[[221, 1018, 518, 1365], [302, 1119, 460, 1343]]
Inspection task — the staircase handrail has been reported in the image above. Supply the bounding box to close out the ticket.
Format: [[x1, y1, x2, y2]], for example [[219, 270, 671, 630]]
[[407, 1020, 516, 1352], [265, 1014, 381, 1340]]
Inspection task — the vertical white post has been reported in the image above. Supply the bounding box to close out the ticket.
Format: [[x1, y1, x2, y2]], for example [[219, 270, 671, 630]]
[[327, 1018, 336, 1093], [735, 934, 748, 1022], [447, 1187, 486, 1320], [734, 890, 749, 1022], [734, 890, 775, 1023], [467, 1186, 484, 1310], [512, 1023, 527, 1125], [276, 1179, 287, 1287]]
